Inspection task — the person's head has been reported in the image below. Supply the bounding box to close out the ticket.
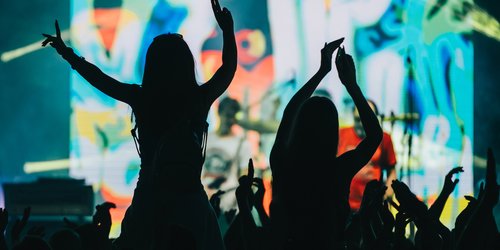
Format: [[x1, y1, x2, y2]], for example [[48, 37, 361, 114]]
[[13, 236, 51, 250], [312, 89, 332, 99], [75, 223, 100, 250], [217, 97, 241, 135], [291, 96, 339, 158], [49, 229, 83, 250], [353, 99, 379, 137], [142, 34, 198, 95]]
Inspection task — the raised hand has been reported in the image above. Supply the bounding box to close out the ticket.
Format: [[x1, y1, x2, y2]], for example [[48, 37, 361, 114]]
[[484, 148, 499, 207], [319, 38, 344, 73], [391, 180, 427, 219], [253, 177, 270, 227], [209, 190, 225, 218], [42, 20, 68, 55], [11, 207, 30, 245], [358, 180, 386, 217], [429, 167, 464, 220], [211, 0, 233, 32], [0, 209, 6, 250], [335, 46, 357, 86], [0, 208, 7, 235], [394, 211, 412, 238], [236, 159, 255, 206], [93, 202, 116, 239], [442, 166, 463, 195], [253, 178, 265, 207]]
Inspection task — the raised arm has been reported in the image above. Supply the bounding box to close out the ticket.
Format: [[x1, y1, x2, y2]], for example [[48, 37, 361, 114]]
[[270, 39, 343, 163], [428, 167, 463, 220], [201, 0, 237, 105], [42, 20, 137, 104], [336, 47, 383, 176]]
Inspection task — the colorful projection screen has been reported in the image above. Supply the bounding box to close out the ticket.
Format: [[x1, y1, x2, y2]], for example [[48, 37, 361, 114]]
[[69, 0, 473, 235]]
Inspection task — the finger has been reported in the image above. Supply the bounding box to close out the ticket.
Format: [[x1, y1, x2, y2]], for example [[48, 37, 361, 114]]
[[22, 207, 30, 223], [248, 158, 254, 180], [252, 177, 263, 185], [479, 182, 485, 194], [464, 195, 476, 201], [215, 0, 222, 11], [101, 202, 117, 209], [212, 0, 221, 13], [55, 20, 61, 38], [326, 37, 344, 51], [389, 199, 400, 211], [450, 166, 464, 175], [487, 148, 496, 184], [42, 38, 51, 47]]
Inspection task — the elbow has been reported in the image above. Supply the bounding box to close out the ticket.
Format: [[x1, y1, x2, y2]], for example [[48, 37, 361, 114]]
[[369, 123, 383, 145], [375, 125, 383, 143]]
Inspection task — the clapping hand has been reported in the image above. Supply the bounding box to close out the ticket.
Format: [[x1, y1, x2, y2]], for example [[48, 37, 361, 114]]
[[335, 46, 357, 86], [319, 38, 344, 73], [392, 180, 427, 219]]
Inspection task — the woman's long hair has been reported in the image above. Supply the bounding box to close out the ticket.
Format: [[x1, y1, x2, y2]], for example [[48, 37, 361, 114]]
[[142, 34, 198, 100], [141, 33, 200, 121], [284, 96, 340, 248], [288, 96, 339, 163]]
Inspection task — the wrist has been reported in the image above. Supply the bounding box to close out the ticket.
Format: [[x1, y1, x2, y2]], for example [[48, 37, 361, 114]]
[[318, 67, 330, 75], [60, 46, 73, 58], [344, 81, 358, 90]]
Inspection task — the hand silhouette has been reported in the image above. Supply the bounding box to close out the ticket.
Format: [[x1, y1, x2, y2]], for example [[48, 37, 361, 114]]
[[236, 159, 255, 206], [335, 46, 357, 86], [442, 166, 463, 195], [210, 190, 225, 218], [11, 207, 30, 244], [252, 178, 265, 207], [394, 211, 412, 238], [42, 20, 68, 55], [391, 180, 427, 218], [0, 208, 7, 233], [319, 38, 344, 73], [484, 148, 499, 207], [93, 202, 116, 239], [211, 0, 233, 32]]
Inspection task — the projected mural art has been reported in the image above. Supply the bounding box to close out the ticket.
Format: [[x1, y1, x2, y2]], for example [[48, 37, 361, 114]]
[[69, 0, 473, 235]]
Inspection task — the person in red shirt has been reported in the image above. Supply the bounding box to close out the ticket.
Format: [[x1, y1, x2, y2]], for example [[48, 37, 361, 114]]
[[338, 100, 397, 211]]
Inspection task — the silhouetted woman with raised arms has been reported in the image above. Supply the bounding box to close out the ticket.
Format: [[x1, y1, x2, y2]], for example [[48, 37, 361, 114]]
[[269, 42, 383, 249], [42, 0, 236, 249]]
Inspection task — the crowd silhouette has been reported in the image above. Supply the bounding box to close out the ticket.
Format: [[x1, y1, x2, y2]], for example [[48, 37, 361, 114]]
[[0, 0, 498, 249]]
